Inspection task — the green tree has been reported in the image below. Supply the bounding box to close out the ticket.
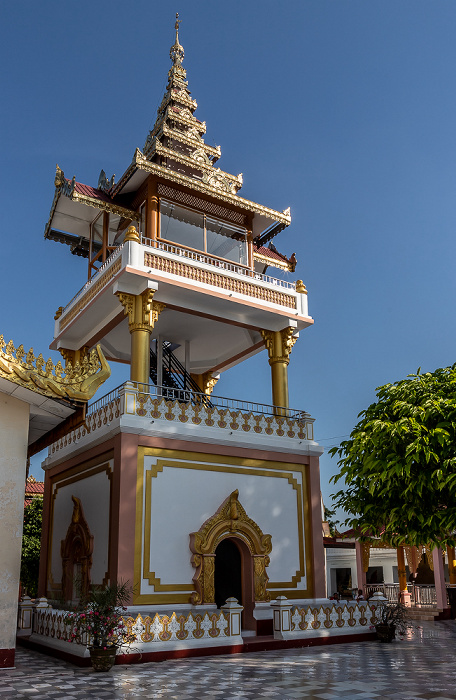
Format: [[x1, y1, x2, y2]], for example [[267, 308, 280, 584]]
[[330, 365, 456, 548], [323, 506, 340, 537], [21, 497, 43, 596]]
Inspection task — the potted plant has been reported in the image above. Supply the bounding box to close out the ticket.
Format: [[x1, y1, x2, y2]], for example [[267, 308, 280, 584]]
[[374, 602, 411, 643], [64, 581, 136, 671]]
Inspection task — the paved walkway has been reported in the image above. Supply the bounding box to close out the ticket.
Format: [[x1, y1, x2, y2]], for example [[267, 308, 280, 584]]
[[2, 621, 456, 699]]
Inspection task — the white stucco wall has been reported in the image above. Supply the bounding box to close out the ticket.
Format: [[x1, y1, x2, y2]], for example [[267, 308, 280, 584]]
[[0, 394, 29, 656]]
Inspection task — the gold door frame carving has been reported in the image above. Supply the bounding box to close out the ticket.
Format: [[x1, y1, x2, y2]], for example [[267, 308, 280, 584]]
[[61, 496, 94, 602], [189, 489, 272, 605]]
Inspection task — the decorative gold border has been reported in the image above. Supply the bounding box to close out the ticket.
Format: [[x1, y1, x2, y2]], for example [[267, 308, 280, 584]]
[[134, 447, 313, 605], [144, 253, 297, 309], [114, 152, 291, 225]]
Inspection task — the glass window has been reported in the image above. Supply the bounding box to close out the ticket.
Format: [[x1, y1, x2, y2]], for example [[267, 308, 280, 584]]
[[206, 216, 247, 265], [160, 200, 204, 251], [139, 202, 146, 236], [159, 199, 248, 265]]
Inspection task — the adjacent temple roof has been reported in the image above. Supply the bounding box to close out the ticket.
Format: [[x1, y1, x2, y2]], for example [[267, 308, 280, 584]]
[[44, 15, 294, 269], [0, 333, 110, 450]]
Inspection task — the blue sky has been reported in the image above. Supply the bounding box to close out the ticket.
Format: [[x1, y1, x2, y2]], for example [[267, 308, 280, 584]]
[[2, 1, 456, 518]]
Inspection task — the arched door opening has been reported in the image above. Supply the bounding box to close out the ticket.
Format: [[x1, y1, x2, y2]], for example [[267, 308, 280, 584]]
[[214, 536, 256, 631], [190, 490, 271, 632], [214, 538, 242, 609]]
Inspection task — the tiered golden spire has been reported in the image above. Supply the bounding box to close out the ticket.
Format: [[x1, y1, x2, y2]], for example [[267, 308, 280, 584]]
[[143, 14, 243, 195], [170, 13, 184, 66]]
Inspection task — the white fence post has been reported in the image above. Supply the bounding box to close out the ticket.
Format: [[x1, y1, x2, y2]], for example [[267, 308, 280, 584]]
[[271, 596, 293, 640], [17, 596, 34, 636], [221, 598, 244, 641]]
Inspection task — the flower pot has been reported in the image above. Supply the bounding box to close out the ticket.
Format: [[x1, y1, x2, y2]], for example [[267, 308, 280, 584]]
[[89, 646, 117, 671], [375, 624, 396, 643]]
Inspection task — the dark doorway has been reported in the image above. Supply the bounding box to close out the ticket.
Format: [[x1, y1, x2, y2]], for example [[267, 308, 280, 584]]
[[214, 538, 242, 609], [335, 567, 352, 596], [367, 566, 384, 584]]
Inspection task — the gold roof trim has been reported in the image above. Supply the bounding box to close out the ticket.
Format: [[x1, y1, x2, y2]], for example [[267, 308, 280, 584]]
[[0, 336, 110, 403], [161, 124, 220, 158], [70, 191, 140, 221], [120, 150, 292, 224], [163, 106, 207, 134], [151, 141, 242, 192], [158, 89, 197, 113], [44, 165, 139, 239], [253, 250, 293, 272]]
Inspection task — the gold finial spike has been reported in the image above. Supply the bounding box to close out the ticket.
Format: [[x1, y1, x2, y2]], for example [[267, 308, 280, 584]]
[[170, 12, 184, 65], [124, 225, 140, 243]]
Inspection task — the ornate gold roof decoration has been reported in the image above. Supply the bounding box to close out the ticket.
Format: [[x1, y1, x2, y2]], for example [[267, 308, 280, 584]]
[[0, 335, 110, 402], [142, 15, 244, 192]]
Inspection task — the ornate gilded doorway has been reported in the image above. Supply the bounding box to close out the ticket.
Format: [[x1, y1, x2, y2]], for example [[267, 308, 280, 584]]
[[189, 490, 272, 629]]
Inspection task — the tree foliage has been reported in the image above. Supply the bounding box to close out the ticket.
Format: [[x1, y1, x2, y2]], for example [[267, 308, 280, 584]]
[[324, 506, 340, 537], [330, 365, 456, 548], [21, 497, 43, 597]]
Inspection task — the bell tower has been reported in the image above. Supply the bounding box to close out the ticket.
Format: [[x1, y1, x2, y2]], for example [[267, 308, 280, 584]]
[[39, 16, 325, 630]]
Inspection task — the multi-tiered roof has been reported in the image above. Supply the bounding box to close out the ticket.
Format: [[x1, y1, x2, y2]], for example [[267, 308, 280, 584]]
[[143, 15, 242, 195], [44, 15, 294, 272]]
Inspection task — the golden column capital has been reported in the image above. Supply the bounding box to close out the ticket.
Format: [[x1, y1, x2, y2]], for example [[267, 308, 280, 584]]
[[116, 289, 165, 332], [116, 289, 165, 383], [260, 327, 297, 367], [260, 327, 297, 411], [201, 371, 219, 396]]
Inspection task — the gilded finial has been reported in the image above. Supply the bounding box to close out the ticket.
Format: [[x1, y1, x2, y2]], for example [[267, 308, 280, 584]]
[[170, 12, 184, 66], [124, 225, 140, 243]]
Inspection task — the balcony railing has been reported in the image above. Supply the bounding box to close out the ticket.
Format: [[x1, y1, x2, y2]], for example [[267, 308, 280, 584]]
[[57, 234, 302, 331], [49, 383, 315, 458], [364, 583, 439, 607], [61, 243, 125, 315], [141, 237, 297, 291], [88, 382, 310, 420]]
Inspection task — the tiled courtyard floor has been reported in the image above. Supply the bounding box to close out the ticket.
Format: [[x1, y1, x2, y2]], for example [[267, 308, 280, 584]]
[[2, 621, 456, 699]]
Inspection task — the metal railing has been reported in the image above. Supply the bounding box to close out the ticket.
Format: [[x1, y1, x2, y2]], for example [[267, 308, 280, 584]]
[[364, 583, 438, 607], [60, 244, 125, 315], [57, 233, 298, 324], [87, 381, 309, 421], [141, 237, 297, 291]]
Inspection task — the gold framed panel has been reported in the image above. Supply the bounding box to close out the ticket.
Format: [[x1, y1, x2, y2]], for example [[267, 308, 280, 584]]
[[47, 457, 113, 597], [134, 446, 314, 605]]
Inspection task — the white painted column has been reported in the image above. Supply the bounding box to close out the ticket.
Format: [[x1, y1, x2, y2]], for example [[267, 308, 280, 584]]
[[0, 394, 29, 668]]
